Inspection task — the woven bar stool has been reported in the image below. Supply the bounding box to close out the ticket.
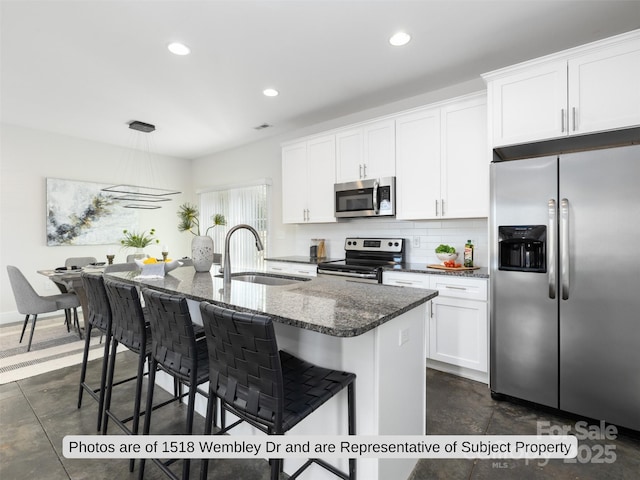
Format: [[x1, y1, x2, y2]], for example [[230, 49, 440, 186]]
[[199, 302, 357, 480], [102, 278, 153, 472], [138, 288, 210, 480], [77, 273, 137, 431]]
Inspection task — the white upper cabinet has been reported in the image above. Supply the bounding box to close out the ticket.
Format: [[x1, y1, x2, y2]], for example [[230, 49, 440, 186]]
[[568, 40, 640, 135], [282, 135, 336, 224], [282, 141, 308, 223], [441, 95, 489, 219], [306, 135, 337, 223], [336, 119, 395, 182], [485, 30, 640, 147], [395, 92, 488, 220], [487, 61, 567, 146], [396, 107, 441, 220]]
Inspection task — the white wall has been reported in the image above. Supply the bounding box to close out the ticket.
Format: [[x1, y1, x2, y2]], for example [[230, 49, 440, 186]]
[[0, 124, 193, 323], [191, 78, 489, 264]]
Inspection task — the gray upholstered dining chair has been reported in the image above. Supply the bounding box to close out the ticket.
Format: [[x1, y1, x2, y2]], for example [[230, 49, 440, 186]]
[[56, 257, 98, 296], [6, 265, 81, 351], [64, 257, 97, 268]]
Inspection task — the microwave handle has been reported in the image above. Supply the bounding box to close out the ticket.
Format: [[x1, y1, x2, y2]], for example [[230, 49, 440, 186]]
[[373, 179, 380, 214]]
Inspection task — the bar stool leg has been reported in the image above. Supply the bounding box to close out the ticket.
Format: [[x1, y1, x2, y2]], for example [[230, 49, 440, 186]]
[[96, 333, 111, 431], [77, 324, 93, 408], [129, 349, 147, 472], [101, 338, 119, 435], [348, 382, 356, 479], [199, 392, 217, 480], [138, 358, 157, 480]]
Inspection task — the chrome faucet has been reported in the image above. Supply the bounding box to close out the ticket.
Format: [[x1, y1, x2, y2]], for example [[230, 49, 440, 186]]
[[222, 224, 264, 286]]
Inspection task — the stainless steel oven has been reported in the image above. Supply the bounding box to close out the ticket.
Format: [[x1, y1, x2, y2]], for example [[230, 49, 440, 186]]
[[334, 177, 395, 218], [317, 237, 405, 283]]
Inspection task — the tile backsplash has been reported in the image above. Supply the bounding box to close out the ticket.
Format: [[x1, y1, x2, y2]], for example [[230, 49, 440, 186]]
[[291, 217, 488, 267]]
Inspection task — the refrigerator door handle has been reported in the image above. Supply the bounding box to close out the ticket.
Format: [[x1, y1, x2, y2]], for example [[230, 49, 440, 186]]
[[560, 198, 570, 300], [548, 199, 557, 299]]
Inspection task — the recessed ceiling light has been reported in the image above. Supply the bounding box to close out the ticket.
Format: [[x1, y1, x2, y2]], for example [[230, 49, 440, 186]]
[[389, 32, 411, 47], [168, 42, 191, 55], [263, 88, 279, 97]]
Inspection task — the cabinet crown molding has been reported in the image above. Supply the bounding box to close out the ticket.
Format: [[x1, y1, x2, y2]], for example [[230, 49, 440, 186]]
[[281, 91, 486, 148], [482, 28, 640, 82]]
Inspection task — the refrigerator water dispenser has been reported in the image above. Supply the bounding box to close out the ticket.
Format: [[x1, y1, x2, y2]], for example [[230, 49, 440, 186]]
[[498, 225, 546, 272]]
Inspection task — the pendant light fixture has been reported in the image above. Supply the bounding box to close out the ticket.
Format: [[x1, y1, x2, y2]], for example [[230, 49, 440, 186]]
[[102, 120, 181, 209]]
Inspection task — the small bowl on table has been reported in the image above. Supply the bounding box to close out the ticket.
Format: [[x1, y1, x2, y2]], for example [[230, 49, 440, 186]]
[[436, 252, 458, 264]]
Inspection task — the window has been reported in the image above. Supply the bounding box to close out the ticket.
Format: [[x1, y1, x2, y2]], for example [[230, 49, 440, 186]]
[[199, 181, 270, 271]]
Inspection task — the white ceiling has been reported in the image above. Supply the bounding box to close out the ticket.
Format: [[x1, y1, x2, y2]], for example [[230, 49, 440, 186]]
[[2, 0, 639, 160]]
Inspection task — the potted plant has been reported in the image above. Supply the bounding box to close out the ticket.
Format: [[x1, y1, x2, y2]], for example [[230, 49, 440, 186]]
[[177, 203, 226, 272], [120, 228, 160, 259]]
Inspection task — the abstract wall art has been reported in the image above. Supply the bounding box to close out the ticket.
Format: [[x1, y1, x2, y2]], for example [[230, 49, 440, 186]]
[[46, 178, 138, 246]]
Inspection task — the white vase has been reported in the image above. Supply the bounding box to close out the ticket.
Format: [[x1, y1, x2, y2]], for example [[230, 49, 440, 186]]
[[192, 236, 214, 272]]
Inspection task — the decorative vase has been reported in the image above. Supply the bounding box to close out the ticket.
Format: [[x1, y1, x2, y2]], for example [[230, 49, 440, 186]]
[[128, 248, 147, 262], [192, 235, 214, 272]]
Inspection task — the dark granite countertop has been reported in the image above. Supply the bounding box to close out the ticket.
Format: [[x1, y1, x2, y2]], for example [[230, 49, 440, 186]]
[[384, 263, 490, 279], [265, 256, 343, 265], [106, 266, 437, 338]]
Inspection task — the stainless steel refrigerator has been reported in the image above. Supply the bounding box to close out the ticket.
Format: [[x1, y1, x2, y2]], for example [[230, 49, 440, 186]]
[[490, 143, 640, 432]]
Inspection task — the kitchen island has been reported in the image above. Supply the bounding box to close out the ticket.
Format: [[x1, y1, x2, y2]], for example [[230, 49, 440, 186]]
[[106, 266, 438, 480]]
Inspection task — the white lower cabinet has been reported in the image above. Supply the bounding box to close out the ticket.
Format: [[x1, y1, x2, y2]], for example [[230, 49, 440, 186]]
[[265, 261, 317, 277], [383, 271, 488, 383]]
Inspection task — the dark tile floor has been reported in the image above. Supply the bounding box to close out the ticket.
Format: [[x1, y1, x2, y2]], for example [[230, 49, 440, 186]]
[[1, 351, 639, 479]]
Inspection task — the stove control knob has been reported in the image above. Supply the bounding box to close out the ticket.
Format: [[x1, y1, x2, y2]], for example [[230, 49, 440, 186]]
[[388, 242, 393, 247], [394, 242, 399, 247]]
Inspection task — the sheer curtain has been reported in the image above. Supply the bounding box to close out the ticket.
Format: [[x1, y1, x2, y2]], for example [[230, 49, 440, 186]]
[[199, 181, 270, 271]]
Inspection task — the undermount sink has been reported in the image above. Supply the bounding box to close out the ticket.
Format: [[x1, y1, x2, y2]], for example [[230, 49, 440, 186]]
[[215, 272, 310, 286]]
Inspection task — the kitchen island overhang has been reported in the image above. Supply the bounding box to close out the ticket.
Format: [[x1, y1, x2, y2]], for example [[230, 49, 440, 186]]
[[106, 267, 437, 480]]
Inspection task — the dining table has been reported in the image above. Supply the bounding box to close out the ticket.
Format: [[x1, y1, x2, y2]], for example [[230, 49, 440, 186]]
[[37, 266, 105, 334]]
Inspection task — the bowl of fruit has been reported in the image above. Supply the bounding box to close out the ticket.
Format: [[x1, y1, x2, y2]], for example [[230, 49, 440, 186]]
[[435, 244, 459, 263]]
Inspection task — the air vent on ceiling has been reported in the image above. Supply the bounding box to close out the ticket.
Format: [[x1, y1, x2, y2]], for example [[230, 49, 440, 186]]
[[254, 123, 273, 130], [129, 120, 156, 133]]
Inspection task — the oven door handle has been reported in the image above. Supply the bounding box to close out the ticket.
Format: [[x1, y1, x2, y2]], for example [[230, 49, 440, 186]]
[[373, 179, 380, 214], [318, 269, 378, 280]]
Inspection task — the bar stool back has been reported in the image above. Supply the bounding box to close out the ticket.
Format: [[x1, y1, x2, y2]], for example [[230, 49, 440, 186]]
[[199, 302, 357, 480], [102, 278, 152, 472], [78, 273, 112, 431], [138, 288, 210, 480]]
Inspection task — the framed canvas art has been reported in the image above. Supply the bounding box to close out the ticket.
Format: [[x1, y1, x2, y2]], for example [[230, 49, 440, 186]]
[[46, 178, 138, 246]]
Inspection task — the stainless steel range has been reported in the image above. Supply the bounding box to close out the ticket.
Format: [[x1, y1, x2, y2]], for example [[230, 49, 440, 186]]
[[317, 237, 405, 283]]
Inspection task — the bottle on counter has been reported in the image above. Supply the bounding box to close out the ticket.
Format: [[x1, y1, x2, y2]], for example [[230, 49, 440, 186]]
[[464, 240, 474, 267]]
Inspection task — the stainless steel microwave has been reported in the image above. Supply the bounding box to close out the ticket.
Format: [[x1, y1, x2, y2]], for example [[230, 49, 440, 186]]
[[334, 176, 396, 218]]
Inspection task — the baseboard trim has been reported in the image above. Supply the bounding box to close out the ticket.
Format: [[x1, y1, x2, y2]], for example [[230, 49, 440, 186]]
[[427, 358, 488, 384]]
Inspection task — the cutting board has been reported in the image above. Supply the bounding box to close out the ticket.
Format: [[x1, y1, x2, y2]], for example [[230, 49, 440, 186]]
[[427, 264, 481, 271]]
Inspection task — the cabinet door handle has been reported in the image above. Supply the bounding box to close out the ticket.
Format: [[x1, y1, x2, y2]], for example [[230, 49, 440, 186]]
[[271, 267, 284, 271], [359, 164, 363, 179], [363, 163, 367, 178], [561, 108, 565, 133], [435, 200, 439, 216], [445, 285, 467, 291], [396, 280, 416, 286], [572, 107, 577, 132], [441, 199, 445, 216]]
